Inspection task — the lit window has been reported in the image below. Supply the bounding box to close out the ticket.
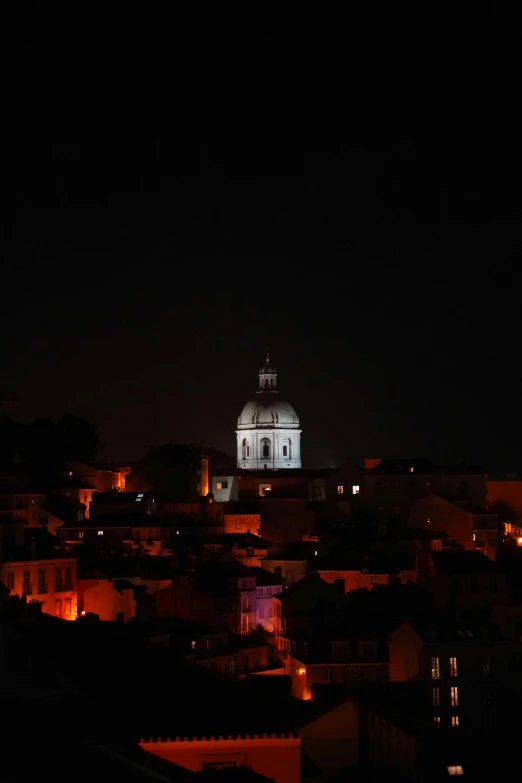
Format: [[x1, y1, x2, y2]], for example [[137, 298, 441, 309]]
[[216, 481, 228, 490], [409, 466, 414, 473], [314, 550, 318, 556], [447, 767, 464, 776], [352, 485, 360, 495], [78, 531, 84, 539], [452, 716, 460, 728], [431, 657, 440, 678], [69, 471, 73, 476], [450, 657, 458, 677], [433, 716, 441, 726], [432, 687, 440, 707], [136, 493, 144, 502], [337, 485, 344, 495], [191, 640, 196, 650], [97, 530, 104, 536], [451, 686, 459, 707], [473, 533, 476, 541]]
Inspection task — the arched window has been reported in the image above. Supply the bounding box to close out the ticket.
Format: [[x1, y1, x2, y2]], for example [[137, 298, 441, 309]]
[[261, 437, 271, 458], [282, 438, 292, 459], [242, 438, 249, 459]]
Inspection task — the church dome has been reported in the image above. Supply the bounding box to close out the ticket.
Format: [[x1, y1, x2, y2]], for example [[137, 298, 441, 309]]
[[235, 354, 302, 470], [237, 393, 300, 430]]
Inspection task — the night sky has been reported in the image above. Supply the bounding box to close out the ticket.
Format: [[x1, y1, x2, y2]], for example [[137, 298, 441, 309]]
[[2, 16, 520, 471]]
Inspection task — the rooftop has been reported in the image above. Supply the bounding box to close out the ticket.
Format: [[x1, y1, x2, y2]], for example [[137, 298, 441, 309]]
[[366, 459, 486, 476], [430, 549, 502, 574]]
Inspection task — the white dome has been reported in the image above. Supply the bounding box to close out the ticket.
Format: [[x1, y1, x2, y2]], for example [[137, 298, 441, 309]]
[[235, 355, 302, 469], [237, 392, 300, 430]]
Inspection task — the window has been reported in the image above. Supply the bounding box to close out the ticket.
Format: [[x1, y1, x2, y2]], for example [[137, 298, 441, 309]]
[[135, 493, 144, 502], [205, 639, 211, 650], [97, 530, 104, 536], [451, 686, 459, 707], [409, 466, 414, 473], [258, 483, 272, 496], [65, 599, 71, 616], [242, 438, 248, 459], [433, 716, 441, 726], [7, 572, 14, 591], [283, 445, 288, 457], [337, 485, 344, 495], [450, 657, 458, 677], [65, 568, 72, 590], [261, 437, 271, 458], [38, 570, 46, 593], [447, 767, 464, 776], [55, 599, 62, 616], [78, 531, 84, 539], [324, 668, 332, 682], [432, 687, 440, 707], [23, 571, 31, 595], [216, 480, 228, 490], [352, 485, 360, 495], [452, 715, 460, 728], [431, 657, 440, 678], [55, 568, 62, 590], [191, 640, 196, 650]]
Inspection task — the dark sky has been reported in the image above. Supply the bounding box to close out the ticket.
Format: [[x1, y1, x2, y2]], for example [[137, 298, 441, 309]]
[[1, 17, 521, 470]]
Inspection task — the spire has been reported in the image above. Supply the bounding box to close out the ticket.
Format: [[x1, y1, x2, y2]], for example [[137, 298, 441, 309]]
[[258, 353, 278, 391]]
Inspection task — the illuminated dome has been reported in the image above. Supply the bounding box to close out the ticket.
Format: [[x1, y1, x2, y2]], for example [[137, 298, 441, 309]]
[[236, 355, 302, 470]]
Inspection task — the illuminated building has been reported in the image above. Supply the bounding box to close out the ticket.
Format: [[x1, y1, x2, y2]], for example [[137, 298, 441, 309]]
[[1, 549, 78, 619], [236, 355, 301, 470]]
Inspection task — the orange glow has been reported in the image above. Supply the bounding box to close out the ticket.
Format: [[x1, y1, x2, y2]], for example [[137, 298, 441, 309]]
[[518, 537, 522, 545], [81, 610, 86, 615], [298, 667, 306, 675]]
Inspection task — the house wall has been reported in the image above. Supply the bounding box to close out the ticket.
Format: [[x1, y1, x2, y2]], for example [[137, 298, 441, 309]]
[[256, 584, 283, 632], [261, 560, 309, 586], [224, 514, 261, 535], [1, 559, 77, 619], [318, 570, 394, 592], [141, 737, 301, 783], [301, 699, 359, 777], [83, 579, 136, 621], [410, 495, 474, 546], [389, 621, 423, 681], [285, 653, 388, 700], [487, 479, 522, 519]]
